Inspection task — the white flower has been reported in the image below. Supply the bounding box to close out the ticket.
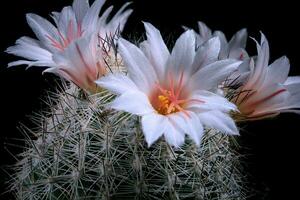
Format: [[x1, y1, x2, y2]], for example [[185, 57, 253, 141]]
[[192, 21, 248, 60], [6, 0, 132, 92], [233, 33, 300, 120], [96, 23, 241, 147]]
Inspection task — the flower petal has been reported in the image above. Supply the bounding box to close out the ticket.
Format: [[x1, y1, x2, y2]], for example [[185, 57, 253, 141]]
[[106, 2, 133, 32], [143, 22, 170, 80], [163, 119, 185, 148], [265, 56, 290, 84], [72, 0, 89, 23], [187, 90, 238, 113], [197, 21, 212, 42], [26, 13, 59, 51], [247, 33, 269, 87], [213, 30, 228, 59], [191, 37, 220, 73], [111, 91, 155, 115], [228, 28, 248, 55], [95, 73, 139, 94], [82, 0, 105, 32], [189, 59, 242, 91], [169, 112, 204, 146], [142, 113, 167, 147], [284, 76, 300, 85], [166, 30, 195, 78], [118, 38, 158, 94], [198, 110, 239, 135], [6, 36, 54, 66]]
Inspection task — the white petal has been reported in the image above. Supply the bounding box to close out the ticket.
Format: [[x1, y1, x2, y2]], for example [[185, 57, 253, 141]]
[[197, 21, 212, 41], [106, 2, 133, 32], [8, 60, 55, 68], [143, 22, 170, 80], [286, 82, 300, 96], [189, 59, 242, 91], [95, 73, 138, 94], [265, 56, 290, 84], [166, 30, 195, 81], [191, 37, 220, 73], [163, 119, 185, 148], [118, 38, 158, 94], [228, 28, 247, 55], [169, 112, 204, 146], [284, 76, 300, 85], [187, 90, 238, 113], [142, 113, 167, 147], [213, 31, 228, 59], [6, 36, 53, 64], [97, 6, 114, 31], [249, 33, 269, 86], [111, 91, 155, 115], [72, 0, 89, 23], [82, 0, 105, 32], [198, 111, 239, 135]]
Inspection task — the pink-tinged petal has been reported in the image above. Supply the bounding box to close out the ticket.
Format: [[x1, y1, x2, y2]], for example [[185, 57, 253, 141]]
[[143, 22, 170, 80], [191, 37, 220, 74], [265, 56, 290, 84], [51, 34, 101, 91], [238, 84, 289, 116], [169, 112, 204, 146], [96, 73, 139, 95], [163, 119, 185, 148], [229, 48, 249, 60], [118, 38, 158, 94], [284, 76, 300, 85], [26, 13, 59, 51], [166, 30, 195, 79], [189, 59, 242, 91], [198, 111, 239, 135], [72, 0, 89, 24], [56, 6, 77, 39], [142, 113, 167, 147], [187, 90, 237, 113], [110, 91, 155, 116], [82, 0, 105, 32]]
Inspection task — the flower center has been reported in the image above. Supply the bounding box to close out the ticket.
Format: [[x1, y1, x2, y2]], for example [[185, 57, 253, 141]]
[[156, 90, 182, 115], [150, 71, 204, 117]]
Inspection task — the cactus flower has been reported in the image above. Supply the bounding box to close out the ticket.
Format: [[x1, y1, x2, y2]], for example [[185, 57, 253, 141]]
[[233, 33, 300, 120], [97, 23, 241, 147], [6, 0, 132, 92]]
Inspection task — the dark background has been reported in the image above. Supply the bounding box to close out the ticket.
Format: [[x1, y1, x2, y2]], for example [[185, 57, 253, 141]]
[[0, 0, 299, 199]]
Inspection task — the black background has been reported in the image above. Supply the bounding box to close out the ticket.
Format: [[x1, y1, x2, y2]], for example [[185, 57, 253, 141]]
[[0, 0, 299, 199]]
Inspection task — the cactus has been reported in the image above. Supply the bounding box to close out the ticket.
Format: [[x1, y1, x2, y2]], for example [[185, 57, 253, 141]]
[[9, 82, 246, 200]]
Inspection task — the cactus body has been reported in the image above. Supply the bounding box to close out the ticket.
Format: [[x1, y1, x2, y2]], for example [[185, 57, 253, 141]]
[[11, 84, 245, 200]]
